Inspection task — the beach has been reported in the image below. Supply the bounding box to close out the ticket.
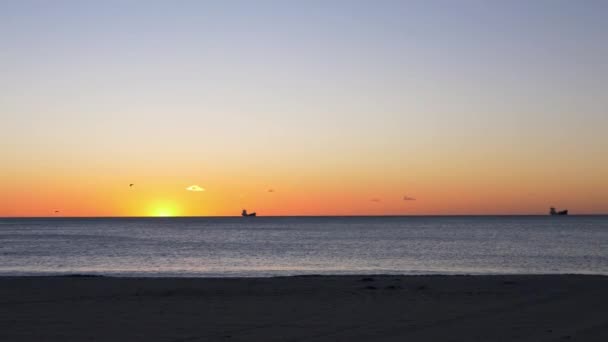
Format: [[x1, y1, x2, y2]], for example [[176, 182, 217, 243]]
[[2, 275, 607, 341]]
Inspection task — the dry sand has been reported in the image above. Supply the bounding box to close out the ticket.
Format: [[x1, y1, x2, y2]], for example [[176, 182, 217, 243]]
[[1, 275, 607, 341]]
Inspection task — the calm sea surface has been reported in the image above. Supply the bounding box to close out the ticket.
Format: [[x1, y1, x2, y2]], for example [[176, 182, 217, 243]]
[[1, 216, 607, 277]]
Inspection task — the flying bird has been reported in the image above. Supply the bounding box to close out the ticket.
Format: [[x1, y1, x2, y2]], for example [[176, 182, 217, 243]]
[[268, 189, 275, 193], [403, 196, 416, 201], [129, 183, 134, 187]]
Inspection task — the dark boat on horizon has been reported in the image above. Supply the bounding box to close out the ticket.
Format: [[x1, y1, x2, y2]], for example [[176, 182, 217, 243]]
[[242, 209, 256, 217], [550, 207, 568, 216]]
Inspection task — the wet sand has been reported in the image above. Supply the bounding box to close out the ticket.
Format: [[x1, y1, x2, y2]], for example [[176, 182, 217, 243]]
[[1, 275, 607, 341]]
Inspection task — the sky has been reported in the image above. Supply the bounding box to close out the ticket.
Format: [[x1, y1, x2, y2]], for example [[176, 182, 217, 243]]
[[1, 0, 607, 216]]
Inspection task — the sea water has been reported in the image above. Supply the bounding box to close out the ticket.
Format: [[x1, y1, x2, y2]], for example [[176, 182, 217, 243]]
[[1, 216, 607, 277]]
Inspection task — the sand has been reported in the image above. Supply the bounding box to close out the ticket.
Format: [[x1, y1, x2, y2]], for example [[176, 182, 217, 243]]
[[1, 275, 607, 341]]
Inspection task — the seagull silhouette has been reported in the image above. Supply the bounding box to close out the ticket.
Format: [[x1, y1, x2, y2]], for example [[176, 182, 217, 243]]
[[129, 184, 134, 187]]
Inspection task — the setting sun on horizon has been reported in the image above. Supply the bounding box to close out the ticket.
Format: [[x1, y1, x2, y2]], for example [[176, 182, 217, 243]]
[[149, 201, 180, 217], [3, 3, 608, 341]]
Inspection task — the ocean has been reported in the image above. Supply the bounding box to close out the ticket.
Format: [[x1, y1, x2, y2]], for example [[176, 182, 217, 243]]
[[1, 216, 607, 277]]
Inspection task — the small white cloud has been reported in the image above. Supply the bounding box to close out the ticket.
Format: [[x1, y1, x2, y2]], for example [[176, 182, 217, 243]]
[[186, 185, 205, 192]]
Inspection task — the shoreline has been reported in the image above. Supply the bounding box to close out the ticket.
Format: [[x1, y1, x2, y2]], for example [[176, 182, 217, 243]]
[[1, 272, 608, 278], [2, 274, 608, 341]]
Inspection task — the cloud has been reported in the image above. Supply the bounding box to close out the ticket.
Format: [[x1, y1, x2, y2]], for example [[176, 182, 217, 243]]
[[186, 185, 205, 192], [403, 195, 416, 201]]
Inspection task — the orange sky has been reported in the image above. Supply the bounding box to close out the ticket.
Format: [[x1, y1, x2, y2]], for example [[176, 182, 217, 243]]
[[2, 146, 606, 216]]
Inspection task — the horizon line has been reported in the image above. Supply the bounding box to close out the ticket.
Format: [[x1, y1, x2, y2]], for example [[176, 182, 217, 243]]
[[2, 214, 608, 219]]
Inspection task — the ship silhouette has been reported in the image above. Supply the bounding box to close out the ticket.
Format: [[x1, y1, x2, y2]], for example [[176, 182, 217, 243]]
[[242, 209, 256, 217], [550, 207, 568, 216]]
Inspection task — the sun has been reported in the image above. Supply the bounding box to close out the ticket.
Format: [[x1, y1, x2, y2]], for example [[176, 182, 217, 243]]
[[147, 200, 180, 217], [154, 208, 175, 217]]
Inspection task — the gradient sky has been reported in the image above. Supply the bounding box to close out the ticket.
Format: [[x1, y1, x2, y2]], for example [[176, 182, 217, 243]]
[[1, 0, 607, 216]]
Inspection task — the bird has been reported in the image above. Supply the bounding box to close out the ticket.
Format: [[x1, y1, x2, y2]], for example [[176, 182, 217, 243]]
[[129, 183, 134, 187], [54, 210, 60, 213]]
